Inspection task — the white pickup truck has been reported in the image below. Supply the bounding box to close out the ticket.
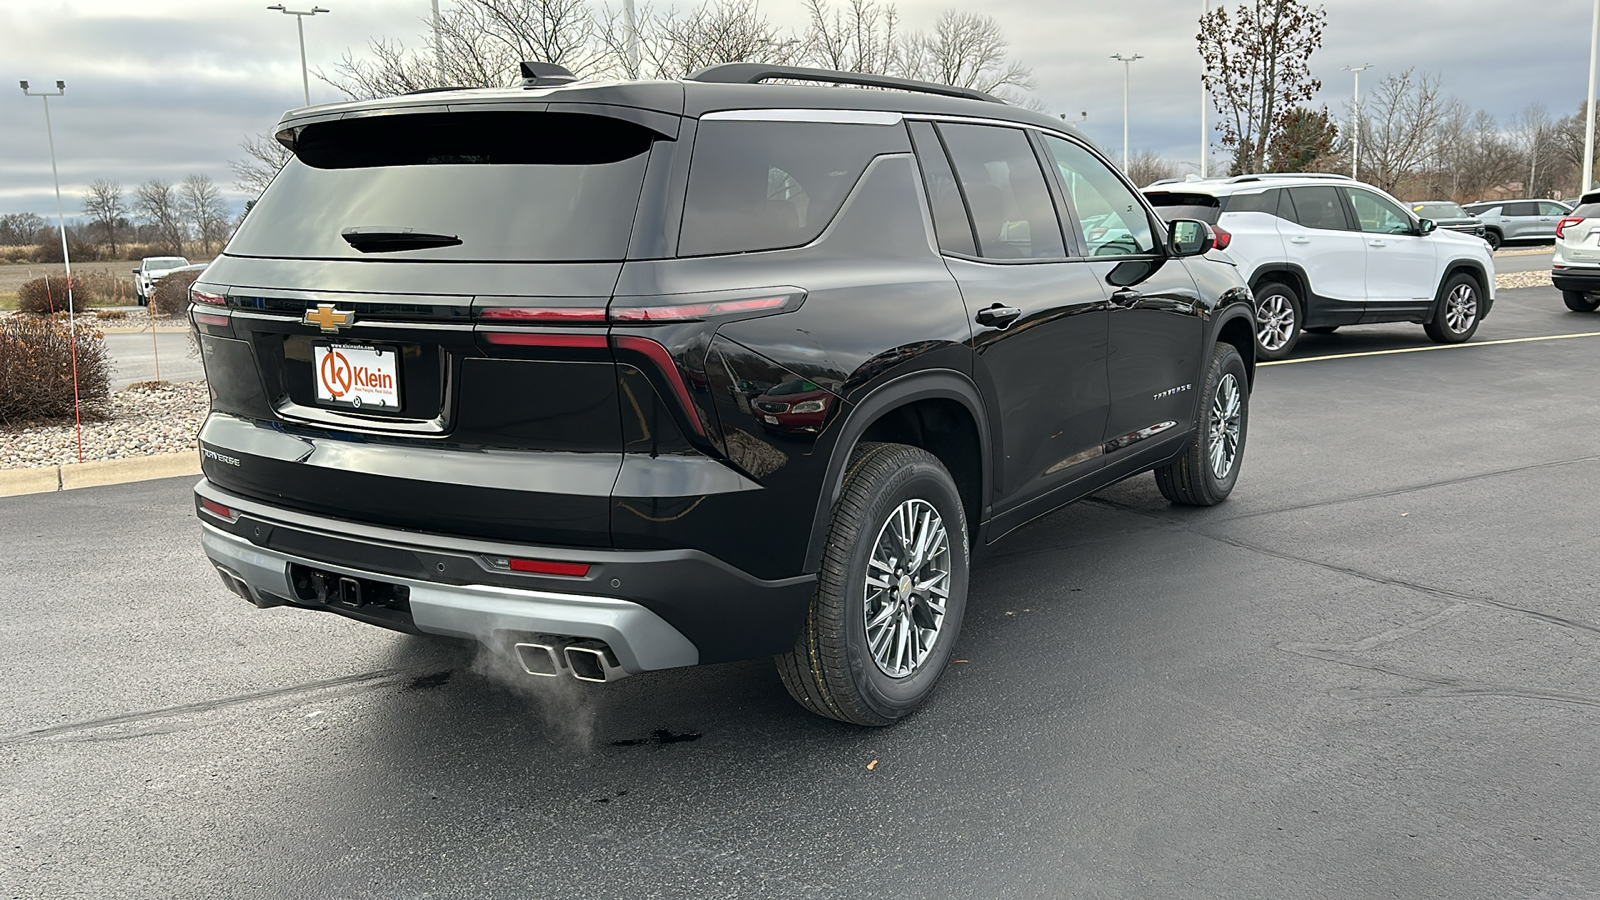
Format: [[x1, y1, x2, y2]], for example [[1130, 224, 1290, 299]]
[[132, 256, 190, 305]]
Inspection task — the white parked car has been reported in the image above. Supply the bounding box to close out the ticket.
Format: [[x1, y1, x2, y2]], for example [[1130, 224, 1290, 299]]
[[1550, 190, 1600, 313], [132, 256, 190, 305], [1144, 174, 1497, 359]]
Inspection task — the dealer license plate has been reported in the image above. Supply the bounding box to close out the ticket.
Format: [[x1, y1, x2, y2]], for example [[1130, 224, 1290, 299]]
[[313, 342, 402, 411]]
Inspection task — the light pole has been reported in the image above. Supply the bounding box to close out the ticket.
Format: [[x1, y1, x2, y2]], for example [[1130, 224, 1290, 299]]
[[1343, 64, 1372, 181], [623, 0, 640, 77], [431, 0, 443, 84], [1584, 0, 1598, 194], [1111, 53, 1144, 171], [19, 79, 84, 463], [1200, 0, 1209, 177], [267, 4, 330, 107]]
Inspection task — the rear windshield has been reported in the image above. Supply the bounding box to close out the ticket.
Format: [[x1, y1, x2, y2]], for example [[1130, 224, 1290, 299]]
[[1413, 202, 1466, 218], [228, 112, 657, 262], [1143, 192, 1221, 224], [146, 257, 187, 269], [679, 119, 908, 257], [1571, 202, 1600, 217]]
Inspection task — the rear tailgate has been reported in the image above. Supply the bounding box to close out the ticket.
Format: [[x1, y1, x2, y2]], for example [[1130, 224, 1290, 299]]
[[194, 108, 670, 547]]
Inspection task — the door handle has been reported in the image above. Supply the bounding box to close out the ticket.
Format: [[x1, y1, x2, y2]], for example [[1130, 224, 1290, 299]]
[[1290, 236, 1311, 244], [975, 304, 1022, 329], [1109, 288, 1142, 309], [1368, 240, 1387, 247]]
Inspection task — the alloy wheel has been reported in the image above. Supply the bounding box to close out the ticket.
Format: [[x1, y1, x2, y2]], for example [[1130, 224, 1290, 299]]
[[1209, 373, 1243, 480], [1444, 283, 1478, 334], [1256, 294, 1295, 351], [864, 498, 952, 679]]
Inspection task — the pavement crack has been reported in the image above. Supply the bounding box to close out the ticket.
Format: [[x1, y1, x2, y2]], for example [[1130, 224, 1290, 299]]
[[0, 667, 421, 747], [1279, 643, 1600, 710]]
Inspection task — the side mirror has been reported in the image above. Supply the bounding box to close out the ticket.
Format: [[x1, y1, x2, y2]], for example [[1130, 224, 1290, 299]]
[[131, 268, 140, 275], [1419, 218, 1437, 235], [1168, 218, 1215, 257]]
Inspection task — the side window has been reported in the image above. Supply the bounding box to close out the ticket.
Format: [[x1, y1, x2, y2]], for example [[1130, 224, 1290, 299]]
[[1500, 201, 1537, 218], [1539, 201, 1571, 216], [1346, 189, 1415, 235], [1041, 134, 1156, 256], [679, 120, 906, 257], [937, 123, 1067, 260], [1224, 189, 1279, 216], [1286, 186, 1350, 231], [907, 121, 977, 256]]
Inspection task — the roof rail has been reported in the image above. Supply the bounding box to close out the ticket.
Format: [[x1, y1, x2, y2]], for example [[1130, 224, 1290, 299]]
[[1227, 172, 1353, 183], [687, 63, 1004, 104], [520, 61, 578, 87]]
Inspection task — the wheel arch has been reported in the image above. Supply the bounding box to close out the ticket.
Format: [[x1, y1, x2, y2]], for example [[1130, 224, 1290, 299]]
[[1249, 262, 1311, 302], [1211, 303, 1257, 388], [1433, 259, 1494, 321], [804, 370, 991, 573]]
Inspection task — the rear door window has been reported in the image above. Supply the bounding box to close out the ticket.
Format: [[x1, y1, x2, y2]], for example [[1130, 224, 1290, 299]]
[[939, 124, 1067, 260], [1286, 186, 1351, 231], [230, 112, 658, 262], [678, 118, 908, 257]]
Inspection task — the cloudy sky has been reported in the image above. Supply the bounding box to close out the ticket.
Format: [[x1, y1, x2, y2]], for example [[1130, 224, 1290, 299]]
[[0, 0, 1589, 219]]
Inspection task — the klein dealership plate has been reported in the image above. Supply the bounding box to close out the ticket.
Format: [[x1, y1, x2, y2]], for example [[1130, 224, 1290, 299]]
[[313, 342, 402, 411]]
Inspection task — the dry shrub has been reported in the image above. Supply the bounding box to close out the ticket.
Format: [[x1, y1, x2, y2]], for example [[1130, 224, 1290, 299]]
[[15, 272, 135, 314], [0, 317, 111, 424], [150, 270, 202, 317], [96, 309, 127, 321]]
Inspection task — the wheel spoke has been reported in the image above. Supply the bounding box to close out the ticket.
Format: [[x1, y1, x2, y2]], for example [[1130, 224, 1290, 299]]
[[863, 497, 952, 679]]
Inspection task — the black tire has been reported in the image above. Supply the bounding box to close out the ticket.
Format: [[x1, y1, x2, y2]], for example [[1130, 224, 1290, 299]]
[[776, 442, 970, 726], [1155, 342, 1249, 507], [1251, 280, 1302, 361], [1563, 290, 1600, 313], [1424, 272, 1483, 344], [1303, 325, 1339, 335], [1484, 229, 1503, 251]]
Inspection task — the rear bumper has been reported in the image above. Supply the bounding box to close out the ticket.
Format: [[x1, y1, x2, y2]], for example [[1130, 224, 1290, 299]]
[[1551, 268, 1600, 293], [195, 479, 816, 669]]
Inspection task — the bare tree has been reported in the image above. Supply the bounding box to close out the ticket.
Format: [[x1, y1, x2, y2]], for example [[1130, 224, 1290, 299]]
[[1125, 150, 1183, 187], [1357, 68, 1443, 194], [627, 0, 797, 80], [81, 179, 128, 257], [231, 132, 293, 199], [901, 11, 1031, 96], [0, 212, 48, 247], [179, 175, 230, 256], [134, 179, 188, 256], [1199, 0, 1326, 174], [1510, 102, 1558, 199], [800, 0, 901, 75]]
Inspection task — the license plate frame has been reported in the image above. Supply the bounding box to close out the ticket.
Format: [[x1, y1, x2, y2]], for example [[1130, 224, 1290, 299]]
[[312, 341, 403, 412]]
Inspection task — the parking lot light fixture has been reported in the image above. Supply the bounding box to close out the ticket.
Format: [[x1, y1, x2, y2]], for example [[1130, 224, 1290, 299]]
[[19, 78, 84, 463], [1111, 53, 1144, 172], [267, 4, 330, 107], [1343, 64, 1372, 181]]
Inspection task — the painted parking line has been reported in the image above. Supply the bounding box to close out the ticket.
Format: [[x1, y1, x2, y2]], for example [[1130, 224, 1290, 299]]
[[1260, 330, 1600, 367]]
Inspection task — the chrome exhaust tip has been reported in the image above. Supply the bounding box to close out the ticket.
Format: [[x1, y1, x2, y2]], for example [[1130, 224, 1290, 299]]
[[215, 564, 283, 609], [513, 641, 562, 677], [563, 641, 627, 683]]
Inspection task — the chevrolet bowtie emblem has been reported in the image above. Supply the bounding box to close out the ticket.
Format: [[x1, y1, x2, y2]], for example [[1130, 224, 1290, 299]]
[[304, 303, 355, 333]]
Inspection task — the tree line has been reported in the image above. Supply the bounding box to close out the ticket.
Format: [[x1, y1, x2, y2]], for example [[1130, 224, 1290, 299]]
[[0, 174, 232, 262]]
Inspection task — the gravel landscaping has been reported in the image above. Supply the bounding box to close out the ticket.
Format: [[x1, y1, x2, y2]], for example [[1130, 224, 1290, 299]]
[[1, 380, 208, 469], [1497, 270, 1553, 290]]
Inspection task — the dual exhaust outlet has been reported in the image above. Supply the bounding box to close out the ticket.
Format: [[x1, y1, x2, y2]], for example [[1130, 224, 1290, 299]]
[[513, 638, 629, 683]]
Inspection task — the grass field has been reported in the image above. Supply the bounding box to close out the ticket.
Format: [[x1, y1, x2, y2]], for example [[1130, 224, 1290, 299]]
[[0, 293, 16, 311]]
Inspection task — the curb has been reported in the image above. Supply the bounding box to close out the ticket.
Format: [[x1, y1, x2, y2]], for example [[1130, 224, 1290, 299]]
[[0, 451, 200, 499], [98, 325, 190, 334]]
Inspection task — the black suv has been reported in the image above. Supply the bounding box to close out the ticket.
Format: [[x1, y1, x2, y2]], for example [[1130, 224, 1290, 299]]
[[193, 63, 1256, 725]]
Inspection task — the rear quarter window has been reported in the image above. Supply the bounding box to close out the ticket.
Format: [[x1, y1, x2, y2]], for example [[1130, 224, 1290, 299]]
[[1571, 202, 1600, 217], [678, 119, 910, 257], [1144, 192, 1223, 224]]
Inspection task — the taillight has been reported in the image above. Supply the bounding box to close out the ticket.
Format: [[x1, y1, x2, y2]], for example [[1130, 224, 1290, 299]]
[[1210, 225, 1233, 251], [613, 335, 707, 436], [1557, 217, 1584, 239], [199, 498, 239, 522], [478, 307, 607, 323], [487, 557, 592, 577], [481, 332, 608, 348], [190, 286, 226, 306], [193, 311, 230, 328]]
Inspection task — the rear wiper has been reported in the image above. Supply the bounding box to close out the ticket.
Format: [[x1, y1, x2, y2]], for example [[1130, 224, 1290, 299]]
[[341, 226, 462, 253]]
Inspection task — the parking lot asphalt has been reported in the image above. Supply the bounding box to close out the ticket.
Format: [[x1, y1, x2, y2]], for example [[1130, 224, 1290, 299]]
[[3, 285, 1597, 899], [103, 332, 205, 390]]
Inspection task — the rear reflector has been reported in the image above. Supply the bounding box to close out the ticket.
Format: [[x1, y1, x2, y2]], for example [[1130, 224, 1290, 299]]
[[479, 307, 607, 323], [199, 498, 239, 522], [190, 287, 226, 306], [610, 296, 788, 323], [482, 331, 608, 348], [193, 311, 231, 327], [506, 558, 591, 577], [1210, 225, 1233, 251], [1557, 217, 1584, 239]]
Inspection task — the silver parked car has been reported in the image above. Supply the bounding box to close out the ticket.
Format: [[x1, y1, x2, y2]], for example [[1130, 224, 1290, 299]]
[[1461, 199, 1572, 250]]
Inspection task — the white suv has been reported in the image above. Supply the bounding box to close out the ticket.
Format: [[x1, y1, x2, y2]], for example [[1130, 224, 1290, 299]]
[[1551, 190, 1600, 313], [131, 255, 190, 305], [1144, 174, 1496, 359]]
